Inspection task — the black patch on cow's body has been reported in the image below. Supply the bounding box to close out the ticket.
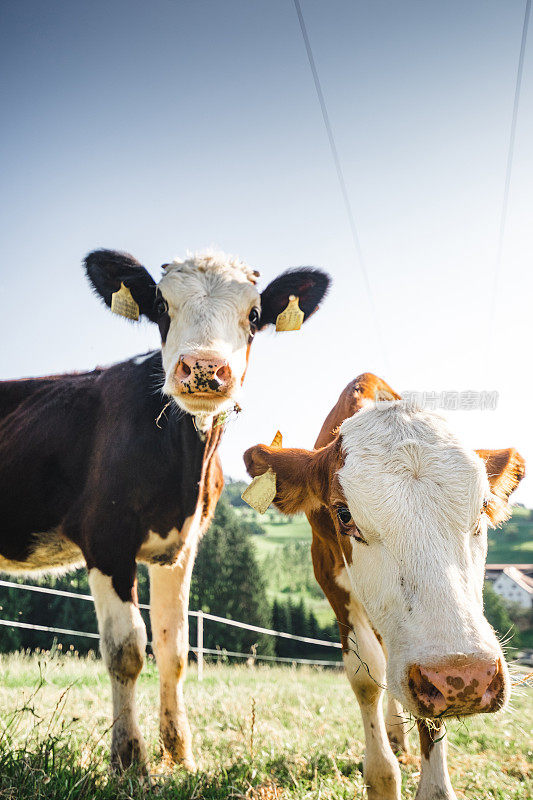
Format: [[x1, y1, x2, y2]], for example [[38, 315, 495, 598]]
[[0, 353, 219, 600]]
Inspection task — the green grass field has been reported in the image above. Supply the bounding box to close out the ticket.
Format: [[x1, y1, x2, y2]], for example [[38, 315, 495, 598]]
[[236, 507, 336, 626], [253, 516, 311, 555], [0, 653, 531, 799]]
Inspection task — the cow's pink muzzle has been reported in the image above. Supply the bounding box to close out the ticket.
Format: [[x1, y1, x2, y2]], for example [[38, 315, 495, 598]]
[[408, 657, 506, 717], [174, 354, 232, 396]]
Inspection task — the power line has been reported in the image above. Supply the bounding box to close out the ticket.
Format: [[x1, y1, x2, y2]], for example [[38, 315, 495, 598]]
[[487, 0, 531, 361], [292, 0, 389, 369]]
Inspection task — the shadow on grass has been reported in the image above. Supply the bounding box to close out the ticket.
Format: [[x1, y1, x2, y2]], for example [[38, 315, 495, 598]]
[[0, 673, 368, 799], [0, 745, 366, 800], [0, 707, 368, 800]]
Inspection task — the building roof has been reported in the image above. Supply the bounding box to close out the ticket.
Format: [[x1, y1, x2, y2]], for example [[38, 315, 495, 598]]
[[486, 564, 533, 572], [499, 567, 533, 595]]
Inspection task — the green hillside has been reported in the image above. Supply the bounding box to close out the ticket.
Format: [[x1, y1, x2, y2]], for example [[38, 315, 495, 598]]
[[238, 505, 333, 625], [486, 504, 533, 563]]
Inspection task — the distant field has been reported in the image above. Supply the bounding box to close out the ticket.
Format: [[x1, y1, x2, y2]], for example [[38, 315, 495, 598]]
[[487, 506, 533, 563], [253, 515, 311, 554], [242, 503, 533, 564], [0, 653, 530, 800], [236, 509, 335, 626]]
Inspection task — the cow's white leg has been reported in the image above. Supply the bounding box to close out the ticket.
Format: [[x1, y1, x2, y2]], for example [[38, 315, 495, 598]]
[[89, 568, 147, 770], [149, 539, 197, 772], [344, 612, 401, 800], [415, 720, 457, 800], [385, 695, 409, 754]]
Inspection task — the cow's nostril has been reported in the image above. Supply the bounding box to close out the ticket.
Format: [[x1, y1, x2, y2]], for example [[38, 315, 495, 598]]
[[215, 363, 231, 384], [484, 659, 506, 710], [176, 359, 192, 379], [408, 665, 447, 715]]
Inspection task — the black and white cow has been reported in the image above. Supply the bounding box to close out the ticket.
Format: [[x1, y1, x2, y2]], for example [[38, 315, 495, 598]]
[[0, 249, 330, 770]]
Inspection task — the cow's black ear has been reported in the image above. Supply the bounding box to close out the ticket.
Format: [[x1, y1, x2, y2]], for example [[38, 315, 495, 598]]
[[259, 268, 331, 329], [84, 249, 158, 321]]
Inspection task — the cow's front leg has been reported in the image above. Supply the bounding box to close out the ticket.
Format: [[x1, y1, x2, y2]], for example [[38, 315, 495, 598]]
[[385, 695, 409, 754], [149, 543, 197, 771], [89, 567, 147, 770], [415, 720, 457, 800], [345, 607, 401, 800]]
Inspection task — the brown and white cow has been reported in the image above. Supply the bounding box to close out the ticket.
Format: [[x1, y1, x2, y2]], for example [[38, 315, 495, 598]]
[[0, 249, 330, 771], [244, 374, 525, 800]]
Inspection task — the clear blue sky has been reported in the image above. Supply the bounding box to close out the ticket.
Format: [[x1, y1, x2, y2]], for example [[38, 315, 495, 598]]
[[1, 1, 532, 503]]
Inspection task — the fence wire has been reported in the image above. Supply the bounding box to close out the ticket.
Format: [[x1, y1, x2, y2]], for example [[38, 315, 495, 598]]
[[0, 579, 343, 669]]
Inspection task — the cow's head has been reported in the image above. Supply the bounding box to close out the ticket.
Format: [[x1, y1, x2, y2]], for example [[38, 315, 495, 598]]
[[84, 249, 330, 420], [244, 391, 525, 719]]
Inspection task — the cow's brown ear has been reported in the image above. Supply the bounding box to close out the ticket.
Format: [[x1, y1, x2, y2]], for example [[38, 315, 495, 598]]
[[476, 448, 526, 526], [243, 439, 341, 515]]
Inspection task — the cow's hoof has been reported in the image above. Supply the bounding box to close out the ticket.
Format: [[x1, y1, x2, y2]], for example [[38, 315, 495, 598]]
[[111, 735, 148, 773], [180, 754, 198, 773], [414, 776, 457, 800], [415, 791, 457, 800], [160, 719, 196, 772], [387, 731, 410, 756], [160, 748, 197, 774]]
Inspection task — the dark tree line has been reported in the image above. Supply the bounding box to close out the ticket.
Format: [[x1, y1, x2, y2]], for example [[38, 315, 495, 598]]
[[271, 596, 340, 661], [0, 570, 99, 653], [189, 497, 274, 656], [0, 498, 276, 658]]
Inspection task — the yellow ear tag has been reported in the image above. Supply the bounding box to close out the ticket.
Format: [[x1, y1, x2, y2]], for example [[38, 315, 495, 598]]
[[241, 468, 277, 514], [241, 431, 283, 513], [275, 295, 304, 332], [111, 282, 140, 320]]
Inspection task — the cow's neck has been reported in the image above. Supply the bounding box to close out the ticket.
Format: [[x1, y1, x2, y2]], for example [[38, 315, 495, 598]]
[[192, 413, 213, 441], [192, 403, 241, 443]]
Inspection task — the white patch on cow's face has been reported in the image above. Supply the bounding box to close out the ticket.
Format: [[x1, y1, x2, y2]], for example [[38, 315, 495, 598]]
[[336, 402, 508, 713], [157, 251, 260, 417]]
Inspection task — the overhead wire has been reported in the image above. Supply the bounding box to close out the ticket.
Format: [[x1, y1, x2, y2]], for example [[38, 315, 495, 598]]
[[486, 0, 531, 363], [292, 0, 390, 370]]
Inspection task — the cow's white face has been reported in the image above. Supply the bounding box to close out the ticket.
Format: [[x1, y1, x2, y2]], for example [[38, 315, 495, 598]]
[[336, 403, 508, 716], [244, 394, 524, 719], [157, 254, 261, 417], [84, 248, 330, 423]]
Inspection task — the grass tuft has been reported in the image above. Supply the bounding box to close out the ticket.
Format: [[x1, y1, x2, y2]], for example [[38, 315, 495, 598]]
[[0, 653, 531, 799]]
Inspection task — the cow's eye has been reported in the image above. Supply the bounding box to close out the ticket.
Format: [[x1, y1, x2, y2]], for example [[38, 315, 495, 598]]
[[155, 298, 168, 317], [336, 507, 353, 527], [336, 506, 366, 542], [248, 307, 260, 327]]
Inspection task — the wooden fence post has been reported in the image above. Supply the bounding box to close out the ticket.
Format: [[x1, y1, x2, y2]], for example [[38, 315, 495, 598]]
[[197, 610, 204, 681]]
